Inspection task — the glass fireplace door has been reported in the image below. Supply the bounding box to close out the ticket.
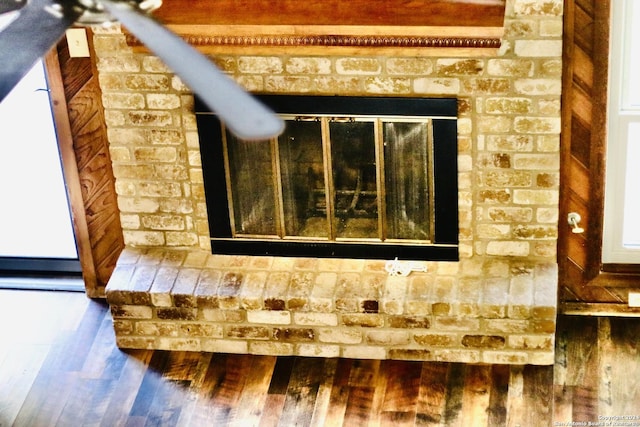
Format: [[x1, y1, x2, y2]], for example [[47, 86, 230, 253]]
[[223, 115, 435, 244]]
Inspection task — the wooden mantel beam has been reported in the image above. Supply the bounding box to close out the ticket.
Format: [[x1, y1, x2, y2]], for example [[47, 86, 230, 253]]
[[126, 0, 506, 55], [152, 0, 506, 28]]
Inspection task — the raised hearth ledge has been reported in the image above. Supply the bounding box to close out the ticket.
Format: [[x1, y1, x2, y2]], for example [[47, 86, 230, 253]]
[[105, 247, 556, 365]]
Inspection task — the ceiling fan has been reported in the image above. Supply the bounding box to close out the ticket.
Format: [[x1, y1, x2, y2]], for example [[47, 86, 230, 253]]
[[0, 0, 284, 140]]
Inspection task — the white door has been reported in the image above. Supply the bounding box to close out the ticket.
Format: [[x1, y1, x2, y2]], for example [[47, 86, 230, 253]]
[[0, 61, 78, 261]]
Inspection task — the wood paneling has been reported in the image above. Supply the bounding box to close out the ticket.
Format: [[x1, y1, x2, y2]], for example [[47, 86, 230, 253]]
[[558, 0, 640, 312], [46, 34, 124, 297]]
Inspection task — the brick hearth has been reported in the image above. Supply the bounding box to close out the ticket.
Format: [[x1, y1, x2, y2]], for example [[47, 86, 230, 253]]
[[106, 247, 556, 365]]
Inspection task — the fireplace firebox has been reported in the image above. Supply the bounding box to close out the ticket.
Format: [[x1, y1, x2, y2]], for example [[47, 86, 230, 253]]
[[195, 95, 458, 260]]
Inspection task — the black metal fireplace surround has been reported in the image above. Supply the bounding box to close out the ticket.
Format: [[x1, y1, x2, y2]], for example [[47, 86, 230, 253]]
[[195, 95, 458, 261]]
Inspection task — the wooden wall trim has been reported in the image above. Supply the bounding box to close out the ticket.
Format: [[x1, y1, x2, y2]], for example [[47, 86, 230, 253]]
[[583, 0, 611, 282], [44, 49, 98, 291], [125, 25, 503, 56]]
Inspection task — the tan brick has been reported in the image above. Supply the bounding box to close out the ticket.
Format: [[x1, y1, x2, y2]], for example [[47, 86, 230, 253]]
[[227, 326, 270, 339], [486, 241, 530, 257], [364, 77, 411, 94], [318, 328, 362, 344], [433, 317, 481, 331], [238, 56, 283, 74], [433, 349, 481, 363], [98, 56, 140, 72], [297, 343, 341, 358], [113, 319, 134, 335], [179, 323, 223, 338], [513, 225, 557, 240], [513, 189, 558, 205], [142, 55, 171, 72], [315, 76, 361, 93], [482, 351, 529, 364], [414, 333, 458, 347], [201, 339, 248, 354], [201, 309, 245, 323], [514, 117, 561, 134], [166, 232, 199, 247], [133, 147, 177, 162], [486, 59, 534, 77], [365, 330, 410, 346], [265, 76, 313, 92], [486, 135, 534, 152], [247, 310, 291, 325], [285, 57, 331, 74], [461, 78, 510, 95], [487, 207, 533, 223], [249, 341, 295, 356], [387, 349, 432, 361], [156, 307, 197, 320], [103, 93, 145, 109], [149, 267, 178, 307], [145, 94, 179, 110], [135, 321, 179, 337], [341, 345, 386, 360], [341, 314, 384, 328], [514, 78, 562, 95], [336, 58, 381, 75], [484, 319, 530, 333], [513, 0, 563, 16], [485, 97, 533, 114], [386, 58, 433, 75], [477, 224, 511, 239], [142, 215, 185, 231], [388, 315, 431, 329], [157, 338, 200, 351], [116, 336, 156, 349], [461, 335, 506, 349], [293, 312, 338, 327], [125, 74, 169, 91], [436, 59, 484, 76], [111, 305, 153, 319], [240, 271, 267, 310], [413, 78, 460, 95]]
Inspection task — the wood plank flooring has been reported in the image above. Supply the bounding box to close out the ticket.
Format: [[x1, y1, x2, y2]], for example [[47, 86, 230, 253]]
[[1, 289, 639, 426]]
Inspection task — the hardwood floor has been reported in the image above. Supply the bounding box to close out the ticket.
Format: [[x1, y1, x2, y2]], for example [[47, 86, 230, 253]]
[[0, 289, 638, 426]]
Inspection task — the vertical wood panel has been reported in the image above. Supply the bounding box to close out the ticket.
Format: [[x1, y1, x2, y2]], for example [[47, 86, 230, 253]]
[[559, 0, 624, 305], [48, 33, 124, 297]]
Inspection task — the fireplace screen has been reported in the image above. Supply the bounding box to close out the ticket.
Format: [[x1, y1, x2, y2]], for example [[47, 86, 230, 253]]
[[196, 95, 458, 260]]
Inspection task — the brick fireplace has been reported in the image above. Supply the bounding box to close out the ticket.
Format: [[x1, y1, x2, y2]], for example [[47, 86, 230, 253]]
[[100, 0, 562, 365]]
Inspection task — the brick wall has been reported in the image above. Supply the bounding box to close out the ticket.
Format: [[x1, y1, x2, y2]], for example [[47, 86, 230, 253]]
[[97, 0, 563, 365]]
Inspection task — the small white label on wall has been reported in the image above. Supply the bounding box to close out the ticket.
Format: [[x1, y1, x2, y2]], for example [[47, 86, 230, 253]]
[[628, 292, 640, 308], [66, 28, 90, 58]]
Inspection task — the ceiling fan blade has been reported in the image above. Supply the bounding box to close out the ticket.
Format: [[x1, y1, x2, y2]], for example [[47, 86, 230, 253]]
[[0, 0, 26, 15], [100, 0, 284, 140], [0, 0, 81, 102]]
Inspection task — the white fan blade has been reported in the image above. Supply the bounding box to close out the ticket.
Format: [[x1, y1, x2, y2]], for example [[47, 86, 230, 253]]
[[100, 0, 284, 140], [0, 0, 81, 102]]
